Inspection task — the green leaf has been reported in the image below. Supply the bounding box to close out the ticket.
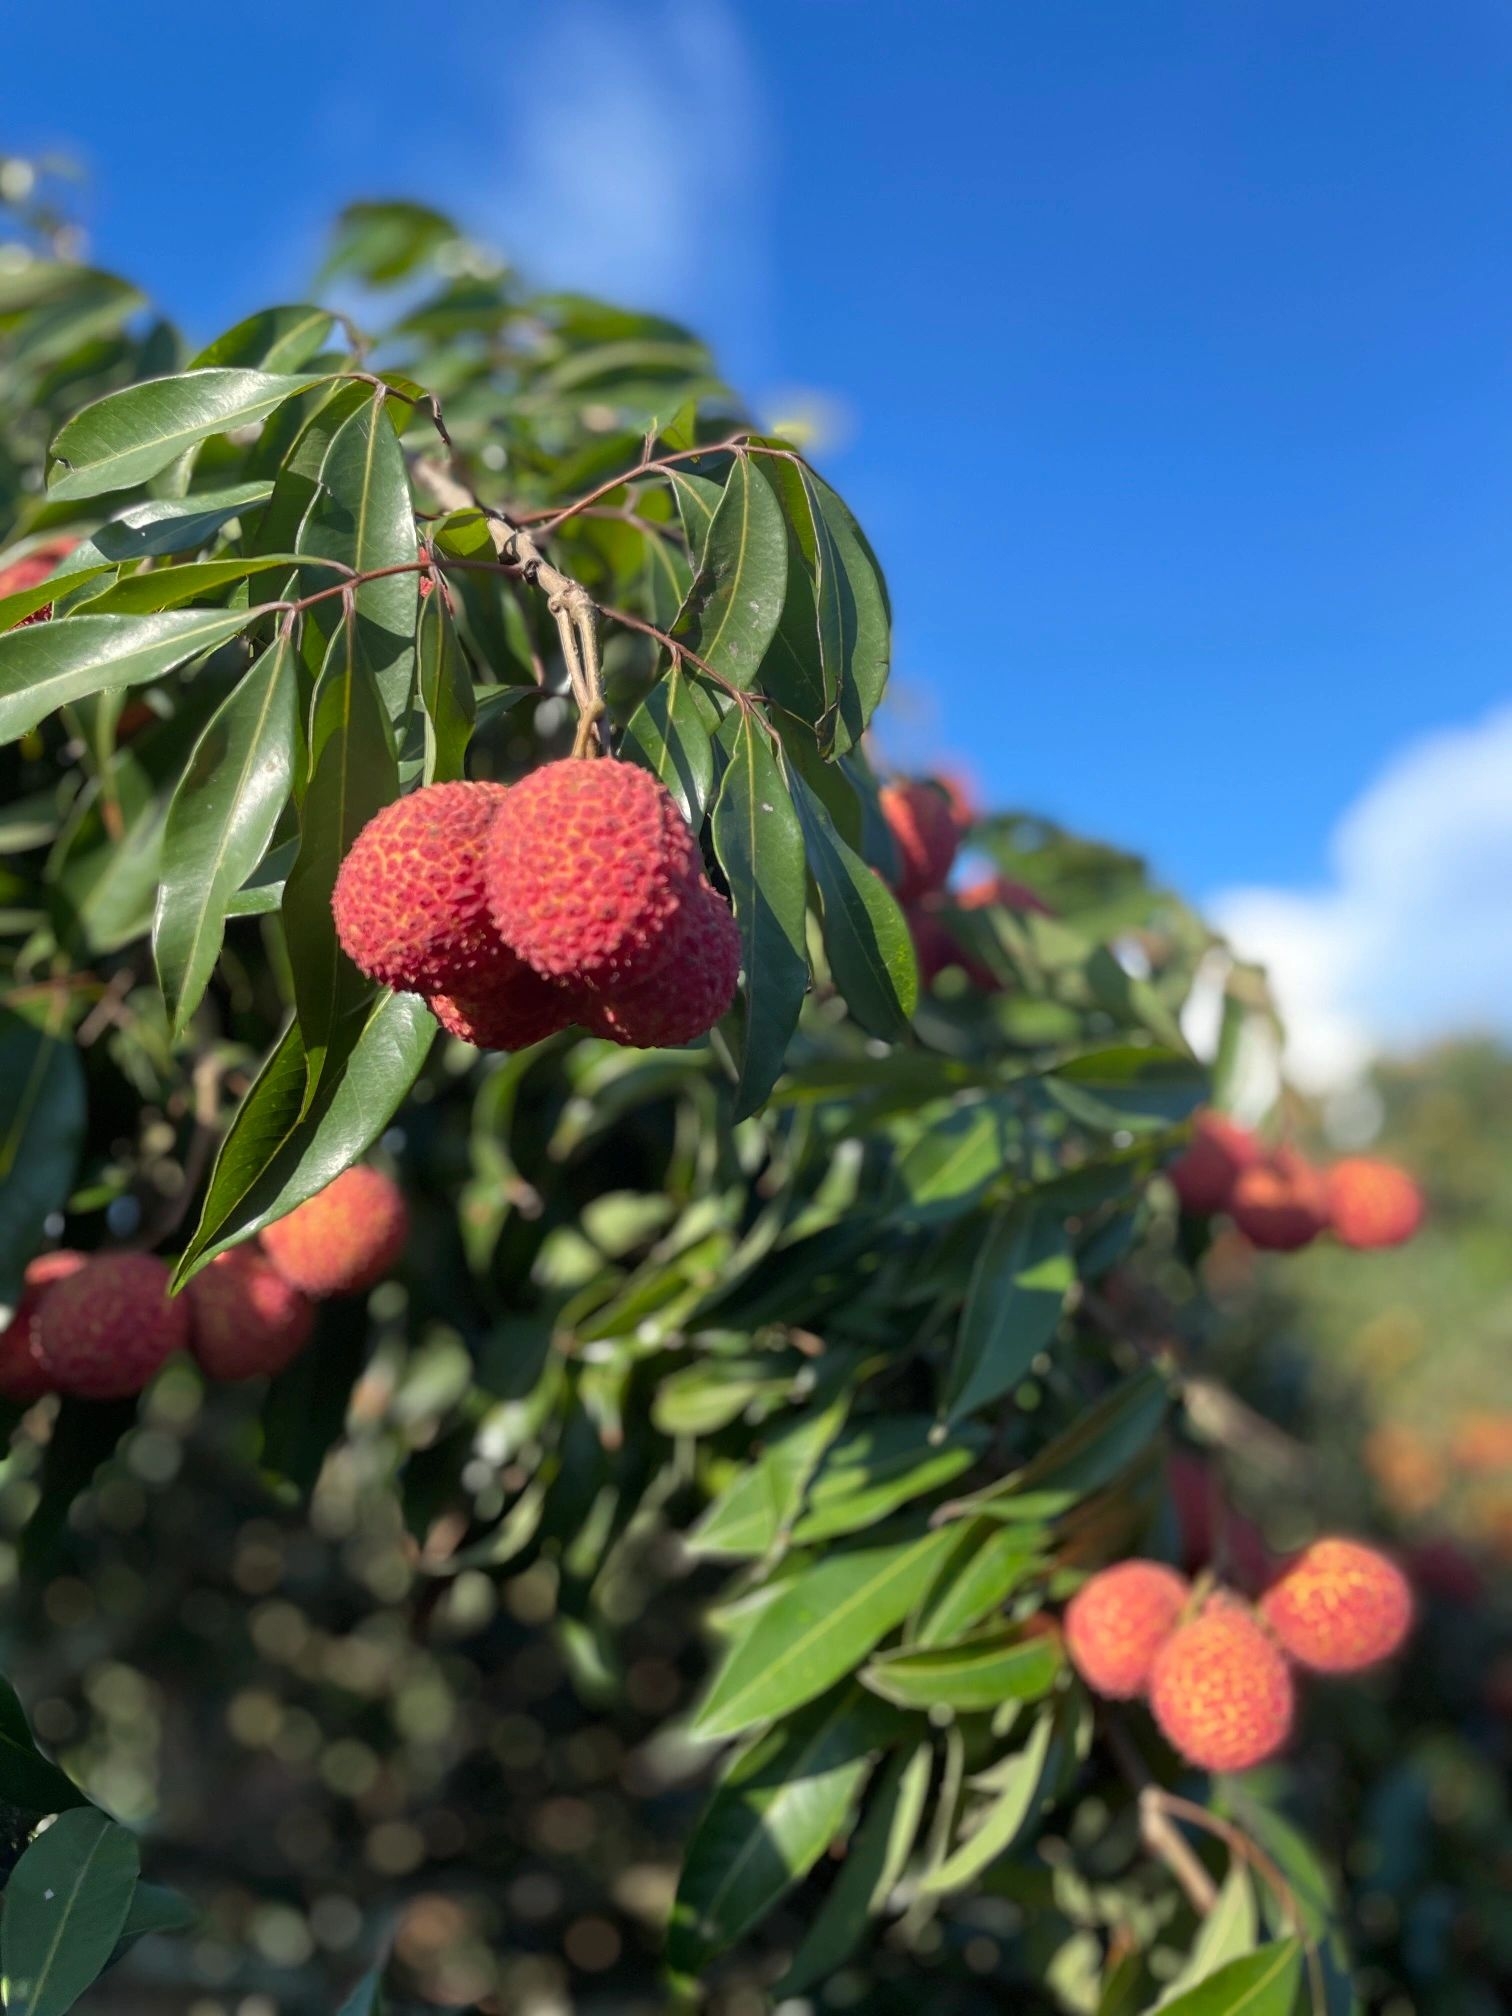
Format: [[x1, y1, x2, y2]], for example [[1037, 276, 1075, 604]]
[[757, 453, 847, 746], [862, 1624, 1063, 1712], [789, 1417, 987, 1544], [689, 1376, 854, 1558], [174, 992, 434, 1286], [895, 1097, 1017, 1222], [1154, 1941, 1302, 2016], [776, 1741, 928, 1994], [692, 1525, 959, 1740], [48, 369, 330, 500], [1, 1808, 140, 2016], [958, 1368, 1169, 1522], [712, 715, 809, 1118], [911, 1521, 1043, 1647], [944, 1205, 1073, 1423], [621, 661, 717, 824], [665, 464, 725, 551], [672, 455, 787, 687], [416, 583, 473, 784], [668, 1688, 892, 1979], [110, 1880, 198, 1960], [189, 306, 338, 373], [334, 1966, 387, 2016], [154, 632, 299, 1034], [0, 609, 251, 744], [75, 555, 308, 615], [0, 1007, 85, 1309], [281, 623, 398, 1084], [792, 770, 917, 1039], [1156, 1863, 1259, 2007], [0, 1678, 89, 1817], [79, 483, 275, 561], [920, 1703, 1060, 1894], [1042, 1043, 1207, 1134], [807, 468, 890, 752]]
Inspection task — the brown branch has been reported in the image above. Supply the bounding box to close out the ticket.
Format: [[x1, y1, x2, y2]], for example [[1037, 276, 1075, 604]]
[[1103, 1715, 1218, 1915]]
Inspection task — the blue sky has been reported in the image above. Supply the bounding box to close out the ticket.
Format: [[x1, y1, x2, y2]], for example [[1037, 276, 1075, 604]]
[[7, 0, 1511, 1073]]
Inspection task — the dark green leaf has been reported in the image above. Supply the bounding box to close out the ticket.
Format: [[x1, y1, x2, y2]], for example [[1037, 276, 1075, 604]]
[[189, 306, 338, 373], [0, 1677, 89, 1817], [792, 769, 916, 1038], [790, 1417, 987, 1543], [760, 453, 847, 747], [416, 583, 473, 784], [673, 455, 787, 687], [1042, 1043, 1207, 1134], [0, 609, 250, 744], [1, 1807, 139, 2016], [48, 369, 330, 500], [0, 1006, 85, 1309], [944, 1205, 1073, 1422], [958, 1368, 1170, 1522], [621, 662, 717, 824], [807, 468, 890, 752], [110, 1880, 198, 1961]]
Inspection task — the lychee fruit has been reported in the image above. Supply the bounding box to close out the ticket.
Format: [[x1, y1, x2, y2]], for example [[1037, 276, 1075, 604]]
[[261, 1166, 409, 1299], [484, 758, 700, 983], [186, 1242, 317, 1381], [1259, 1538, 1413, 1674], [956, 873, 1054, 919], [583, 879, 740, 1048], [428, 937, 586, 1052], [1167, 1110, 1260, 1217], [1325, 1158, 1423, 1250], [333, 780, 509, 996], [35, 1253, 190, 1401], [0, 536, 76, 628], [1148, 1603, 1295, 1772], [879, 781, 958, 902], [1229, 1149, 1328, 1252], [1064, 1560, 1189, 1698], [0, 1251, 86, 1403]]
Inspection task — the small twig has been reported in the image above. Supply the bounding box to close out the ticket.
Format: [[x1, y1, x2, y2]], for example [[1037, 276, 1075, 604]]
[[75, 967, 137, 1047], [1104, 1716, 1218, 1915]]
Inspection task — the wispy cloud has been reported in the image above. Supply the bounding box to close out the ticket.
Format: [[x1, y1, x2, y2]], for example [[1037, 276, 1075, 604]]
[[1212, 706, 1512, 1090]]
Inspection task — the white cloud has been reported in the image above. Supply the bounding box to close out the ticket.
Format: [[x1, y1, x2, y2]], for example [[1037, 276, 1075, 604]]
[[1211, 706, 1512, 1091]]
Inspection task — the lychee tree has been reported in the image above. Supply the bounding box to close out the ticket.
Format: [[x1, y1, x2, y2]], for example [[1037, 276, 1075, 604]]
[[0, 182, 1423, 2014]]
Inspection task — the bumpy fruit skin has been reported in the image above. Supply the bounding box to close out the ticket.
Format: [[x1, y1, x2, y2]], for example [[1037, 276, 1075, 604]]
[[1229, 1149, 1328, 1252], [261, 1166, 409, 1299], [485, 759, 699, 982], [1326, 1158, 1423, 1249], [880, 781, 958, 903], [584, 881, 740, 1048], [186, 1243, 316, 1381], [429, 938, 586, 1052], [1149, 1604, 1295, 1771], [333, 781, 508, 995], [0, 537, 75, 627], [1064, 1560, 1189, 1698], [1259, 1538, 1413, 1674], [1168, 1110, 1260, 1217], [36, 1254, 190, 1401], [0, 1251, 86, 1403]]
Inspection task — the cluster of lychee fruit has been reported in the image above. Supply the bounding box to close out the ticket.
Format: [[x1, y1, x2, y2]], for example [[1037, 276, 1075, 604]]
[[1064, 1537, 1413, 1772], [879, 776, 1052, 990], [0, 1165, 408, 1406], [332, 759, 740, 1052], [1168, 1108, 1424, 1253]]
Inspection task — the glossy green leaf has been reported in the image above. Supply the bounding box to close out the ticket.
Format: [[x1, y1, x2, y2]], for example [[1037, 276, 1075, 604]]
[[174, 992, 434, 1285], [911, 1521, 1043, 1647], [189, 306, 338, 373], [0, 608, 250, 743], [758, 452, 847, 746], [79, 483, 276, 562], [0, 1007, 85, 1311], [1154, 1940, 1302, 2016], [792, 770, 916, 1039], [789, 1416, 987, 1544], [76, 554, 307, 615], [154, 631, 299, 1033], [959, 1368, 1170, 1522], [862, 1624, 1063, 1712], [665, 464, 725, 551], [1, 1807, 139, 2016], [0, 1677, 89, 1817], [920, 1702, 1060, 1894], [807, 467, 890, 751], [668, 1688, 893, 1979], [672, 454, 787, 687], [416, 581, 473, 783], [895, 1097, 1016, 1221], [1157, 1863, 1259, 2007], [692, 1524, 959, 1740], [944, 1205, 1073, 1422], [622, 661, 717, 824], [689, 1378, 854, 1558], [712, 714, 809, 1118], [48, 368, 330, 500]]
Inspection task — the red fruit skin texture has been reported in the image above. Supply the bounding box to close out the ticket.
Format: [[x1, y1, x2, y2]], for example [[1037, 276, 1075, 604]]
[[261, 1166, 409, 1300], [1260, 1538, 1413, 1674], [187, 1243, 316, 1382], [1168, 1111, 1260, 1217], [1326, 1158, 1424, 1250], [1149, 1605, 1296, 1772], [35, 1253, 190, 1401], [0, 1251, 87, 1403], [1064, 1560, 1189, 1699], [0, 537, 75, 627], [333, 781, 508, 995], [880, 781, 959, 903], [485, 760, 699, 983], [428, 937, 587, 1052], [1229, 1150, 1328, 1252], [585, 882, 740, 1048]]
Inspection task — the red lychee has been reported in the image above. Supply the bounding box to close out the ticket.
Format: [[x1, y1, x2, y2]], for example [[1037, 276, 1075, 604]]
[[484, 758, 700, 984], [1229, 1149, 1328, 1252], [956, 873, 1054, 919], [1325, 1158, 1423, 1250], [906, 902, 965, 987], [0, 537, 76, 628], [1148, 1603, 1295, 1772], [1259, 1538, 1413, 1674], [879, 781, 958, 903], [1167, 1110, 1260, 1217], [0, 1251, 86, 1404], [428, 936, 586, 1052], [186, 1242, 317, 1381], [583, 879, 740, 1048], [261, 1166, 409, 1299], [1064, 1560, 1189, 1698], [333, 781, 509, 996], [35, 1253, 190, 1401]]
